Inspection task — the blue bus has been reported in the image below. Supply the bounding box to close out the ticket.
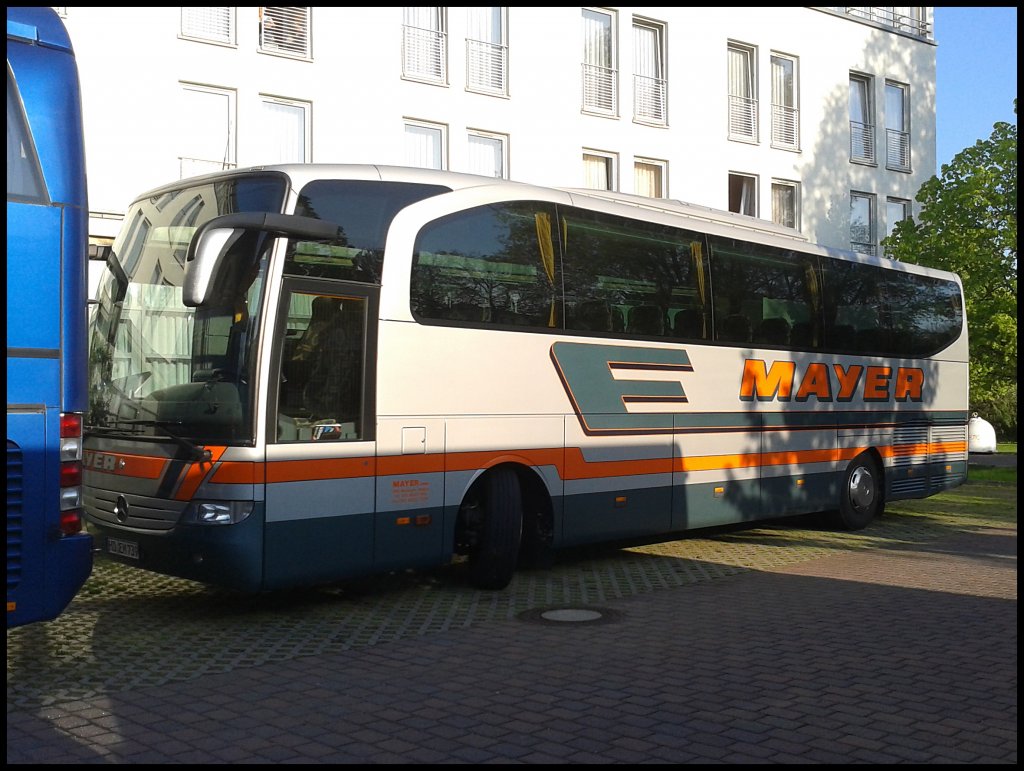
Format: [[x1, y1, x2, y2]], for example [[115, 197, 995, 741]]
[[6, 6, 93, 628]]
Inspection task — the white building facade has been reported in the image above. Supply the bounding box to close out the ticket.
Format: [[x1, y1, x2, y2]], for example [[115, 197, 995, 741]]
[[56, 6, 936, 268]]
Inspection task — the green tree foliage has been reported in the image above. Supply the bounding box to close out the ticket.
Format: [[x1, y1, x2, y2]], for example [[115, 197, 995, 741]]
[[884, 101, 1017, 440]]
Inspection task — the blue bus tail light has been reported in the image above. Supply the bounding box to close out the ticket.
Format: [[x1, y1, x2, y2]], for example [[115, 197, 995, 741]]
[[59, 412, 84, 536], [59, 509, 84, 536]]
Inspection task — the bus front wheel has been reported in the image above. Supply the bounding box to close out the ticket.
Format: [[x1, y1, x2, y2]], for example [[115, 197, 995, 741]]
[[465, 468, 523, 590], [833, 453, 884, 530]]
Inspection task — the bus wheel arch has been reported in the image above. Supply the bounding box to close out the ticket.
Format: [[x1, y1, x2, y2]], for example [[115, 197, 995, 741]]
[[456, 464, 524, 590], [833, 449, 886, 530]]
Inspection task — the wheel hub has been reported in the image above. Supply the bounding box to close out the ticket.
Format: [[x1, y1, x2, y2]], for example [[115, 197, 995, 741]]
[[849, 466, 875, 511]]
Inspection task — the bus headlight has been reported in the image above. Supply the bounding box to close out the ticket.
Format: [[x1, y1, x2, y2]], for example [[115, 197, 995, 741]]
[[186, 501, 254, 525]]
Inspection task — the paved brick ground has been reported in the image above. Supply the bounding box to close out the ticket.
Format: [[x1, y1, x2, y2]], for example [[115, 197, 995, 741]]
[[7, 522, 1016, 764]]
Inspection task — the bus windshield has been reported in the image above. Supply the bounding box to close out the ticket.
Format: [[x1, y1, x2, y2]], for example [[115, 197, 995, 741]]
[[88, 174, 288, 446]]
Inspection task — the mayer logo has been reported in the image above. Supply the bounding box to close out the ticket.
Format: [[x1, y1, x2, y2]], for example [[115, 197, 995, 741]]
[[550, 341, 693, 435]]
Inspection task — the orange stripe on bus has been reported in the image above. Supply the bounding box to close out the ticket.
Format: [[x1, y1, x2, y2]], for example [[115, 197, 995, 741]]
[[173, 446, 227, 500], [445, 448, 565, 473], [890, 443, 930, 457], [266, 456, 377, 483], [377, 454, 446, 475], [930, 441, 968, 454], [564, 447, 673, 479], [110, 454, 169, 480], [169, 440, 954, 490], [209, 461, 267, 485]]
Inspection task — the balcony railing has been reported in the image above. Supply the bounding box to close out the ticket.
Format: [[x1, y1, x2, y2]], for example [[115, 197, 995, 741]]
[[633, 73, 666, 124], [582, 63, 618, 115], [179, 156, 236, 179], [771, 104, 799, 149], [728, 95, 758, 141], [886, 128, 911, 171], [850, 120, 876, 163], [403, 25, 447, 82], [466, 38, 507, 95], [851, 240, 877, 256], [844, 7, 931, 37]]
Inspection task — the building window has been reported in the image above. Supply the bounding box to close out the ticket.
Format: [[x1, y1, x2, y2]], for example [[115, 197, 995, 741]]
[[581, 8, 617, 115], [770, 53, 799, 150], [403, 7, 447, 83], [404, 120, 446, 170], [771, 180, 800, 230], [178, 84, 235, 178], [728, 173, 758, 217], [259, 7, 310, 59], [884, 197, 911, 256], [634, 158, 667, 198], [466, 7, 507, 96], [633, 19, 666, 125], [727, 42, 757, 142], [885, 81, 911, 171], [257, 97, 310, 164], [467, 130, 508, 178], [849, 73, 876, 164], [181, 7, 234, 45], [850, 191, 877, 255], [583, 150, 617, 191]]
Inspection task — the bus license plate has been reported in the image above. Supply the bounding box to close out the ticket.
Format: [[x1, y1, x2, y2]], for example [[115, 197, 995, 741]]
[[107, 537, 139, 560]]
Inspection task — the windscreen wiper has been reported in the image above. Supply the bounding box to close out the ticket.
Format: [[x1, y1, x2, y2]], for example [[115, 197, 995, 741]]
[[109, 418, 212, 462]]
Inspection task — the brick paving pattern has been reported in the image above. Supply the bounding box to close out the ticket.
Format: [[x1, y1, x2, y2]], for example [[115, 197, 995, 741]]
[[6, 480, 1018, 764]]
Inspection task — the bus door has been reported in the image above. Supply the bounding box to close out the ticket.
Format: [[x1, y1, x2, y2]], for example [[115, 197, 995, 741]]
[[264, 279, 378, 588]]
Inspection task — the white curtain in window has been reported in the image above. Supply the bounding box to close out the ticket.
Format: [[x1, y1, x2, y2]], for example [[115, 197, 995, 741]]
[[467, 134, 503, 178], [582, 9, 611, 67], [771, 56, 794, 107], [634, 162, 662, 198], [583, 154, 611, 190], [404, 6, 441, 31], [405, 124, 443, 169], [772, 183, 795, 228], [739, 178, 754, 216], [259, 100, 306, 164], [633, 24, 660, 78], [466, 6, 500, 43], [728, 47, 751, 98]]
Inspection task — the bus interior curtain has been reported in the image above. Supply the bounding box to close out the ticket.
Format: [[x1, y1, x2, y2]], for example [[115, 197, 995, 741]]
[[805, 261, 821, 346], [535, 211, 556, 327], [691, 240, 707, 336]]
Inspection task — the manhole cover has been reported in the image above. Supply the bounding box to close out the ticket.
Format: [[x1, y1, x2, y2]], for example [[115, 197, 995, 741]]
[[517, 606, 621, 625]]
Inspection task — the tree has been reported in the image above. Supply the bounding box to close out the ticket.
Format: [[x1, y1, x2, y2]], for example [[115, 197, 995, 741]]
[[884, 101, 1017, 440]]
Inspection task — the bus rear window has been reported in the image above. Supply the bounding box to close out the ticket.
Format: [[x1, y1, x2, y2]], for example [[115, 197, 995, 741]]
[[6, 68, 48, 203]]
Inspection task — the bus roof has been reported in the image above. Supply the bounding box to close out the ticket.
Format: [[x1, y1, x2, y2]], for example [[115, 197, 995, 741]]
[[7, 7, 74, 52], [129, 163, 960, 284]]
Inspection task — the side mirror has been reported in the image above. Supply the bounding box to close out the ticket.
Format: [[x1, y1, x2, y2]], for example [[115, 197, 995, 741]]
[[183, 213, 343, 307]]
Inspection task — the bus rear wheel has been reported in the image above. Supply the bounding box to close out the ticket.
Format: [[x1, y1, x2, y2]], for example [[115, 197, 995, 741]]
[[465, 467, 523, 590], [833, 453, 884, 530]]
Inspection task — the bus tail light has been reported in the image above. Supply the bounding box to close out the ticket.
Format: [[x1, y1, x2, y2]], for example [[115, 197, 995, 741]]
[[59, 412, 84, 536]]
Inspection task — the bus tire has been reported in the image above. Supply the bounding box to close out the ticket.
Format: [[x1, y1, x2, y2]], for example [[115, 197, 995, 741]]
[[467, 468, 523, 590], [833, 453, 884, 530]]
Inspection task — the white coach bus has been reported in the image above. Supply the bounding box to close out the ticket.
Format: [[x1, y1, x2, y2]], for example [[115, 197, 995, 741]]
[[83, 165, 969, 592]]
